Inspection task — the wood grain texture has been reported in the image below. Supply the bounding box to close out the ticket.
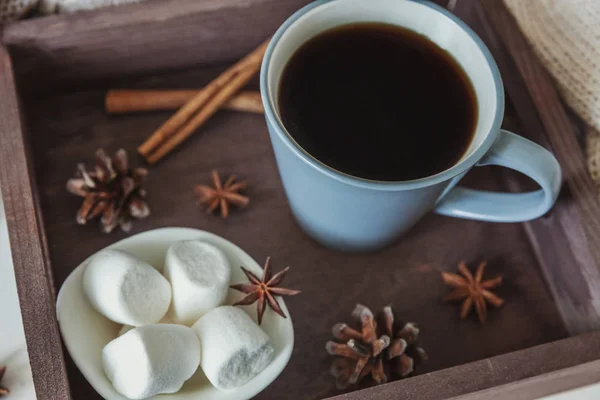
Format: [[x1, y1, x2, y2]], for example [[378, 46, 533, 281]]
[[451, 359, 600, 400], [1, 0, 599, 399], [0, 46, 69, 400], [327, 331, 600, 400], [20, 62, 566, 400], [473, 0, 600, 334], [2, 0, 311, 95]]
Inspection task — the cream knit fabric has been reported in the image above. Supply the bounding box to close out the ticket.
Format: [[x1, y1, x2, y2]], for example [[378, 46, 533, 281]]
[[504, 0, 600, 185], [0, 0, 38, 22], [40, 0, 143, 14]]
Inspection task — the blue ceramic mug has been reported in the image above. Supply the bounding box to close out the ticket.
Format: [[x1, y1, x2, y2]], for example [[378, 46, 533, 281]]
[[260, 0, 562, 252]]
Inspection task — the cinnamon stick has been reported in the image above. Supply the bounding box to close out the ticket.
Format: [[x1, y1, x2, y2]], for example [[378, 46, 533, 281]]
[[138, 38, 270, 161], [145, 64, 262, 164], [106, 90, 263, 114]]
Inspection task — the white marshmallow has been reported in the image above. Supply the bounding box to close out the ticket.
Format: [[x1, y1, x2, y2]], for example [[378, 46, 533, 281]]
[[164, 241, 232, 325], [83, 249, 171, 326], [103, 324, 201, 399], [118, 315, 174, 336], [192, 306, 274, 390]]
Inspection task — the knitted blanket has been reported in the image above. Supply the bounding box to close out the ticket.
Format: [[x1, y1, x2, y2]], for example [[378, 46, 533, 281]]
[[39, 0, 143, 13], [504, 0, 600, 188], [0, 0, 38, 22]]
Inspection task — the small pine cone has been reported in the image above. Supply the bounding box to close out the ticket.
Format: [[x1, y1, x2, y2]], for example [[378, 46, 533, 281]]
[[326, 304, 426, 390], [66, 149, 150, 233]]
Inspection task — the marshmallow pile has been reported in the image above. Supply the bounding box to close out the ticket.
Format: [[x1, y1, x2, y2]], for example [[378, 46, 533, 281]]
[[83, 241, 275, 399]]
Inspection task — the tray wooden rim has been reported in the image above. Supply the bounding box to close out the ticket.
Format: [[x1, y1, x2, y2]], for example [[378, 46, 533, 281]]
[[0, 45, 70, 399], [2, 0, 600, 399]]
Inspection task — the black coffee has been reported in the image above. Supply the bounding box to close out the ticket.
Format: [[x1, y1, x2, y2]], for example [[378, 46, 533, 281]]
[[278, 23, 478, 181]]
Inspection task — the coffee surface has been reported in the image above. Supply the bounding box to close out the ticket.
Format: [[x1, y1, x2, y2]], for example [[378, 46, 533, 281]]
[[278, 23, 478, 181]]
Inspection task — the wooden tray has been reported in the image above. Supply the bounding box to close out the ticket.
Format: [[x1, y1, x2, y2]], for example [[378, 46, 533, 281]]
[[2, 0, 600, 399]]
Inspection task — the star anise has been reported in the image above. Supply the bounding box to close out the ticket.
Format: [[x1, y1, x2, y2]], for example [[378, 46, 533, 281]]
[[441, 261, 504, 323], [66, 149, 149, 233], [194, 170, 249, 218], [230, 257, 301, 324], [326, 305, 426, 389], [0, 366, 8, 396]]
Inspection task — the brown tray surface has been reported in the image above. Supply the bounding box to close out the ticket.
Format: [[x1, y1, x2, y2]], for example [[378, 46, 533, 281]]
[[3, 0, 600, 399], [23, 64, 566, 399]]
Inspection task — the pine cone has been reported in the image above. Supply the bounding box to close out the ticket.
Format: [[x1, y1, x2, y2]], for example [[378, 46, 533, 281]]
[[326, 304, 427, 389], [66, 149, 150, 233]]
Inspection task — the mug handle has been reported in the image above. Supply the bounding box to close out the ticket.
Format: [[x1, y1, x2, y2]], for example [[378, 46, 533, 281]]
[[434, 130, 562, 222]]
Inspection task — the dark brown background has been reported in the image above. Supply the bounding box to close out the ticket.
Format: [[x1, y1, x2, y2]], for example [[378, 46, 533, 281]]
[[25, 67, 567, 399], [2, 0, 600, 399]]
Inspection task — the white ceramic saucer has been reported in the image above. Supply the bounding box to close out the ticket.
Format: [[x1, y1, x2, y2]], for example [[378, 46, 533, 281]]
[[57, 227, 294, 400]]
